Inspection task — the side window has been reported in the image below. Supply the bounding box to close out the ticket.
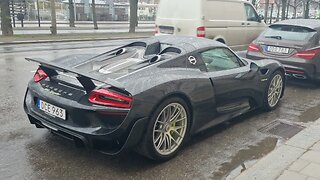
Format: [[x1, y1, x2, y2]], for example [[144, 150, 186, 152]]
[[200, 48, 241, 72], [245, 4, 259, 22]]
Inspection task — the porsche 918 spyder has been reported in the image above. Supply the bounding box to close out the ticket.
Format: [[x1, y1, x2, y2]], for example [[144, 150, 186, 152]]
[[24, 36, 285, 161]]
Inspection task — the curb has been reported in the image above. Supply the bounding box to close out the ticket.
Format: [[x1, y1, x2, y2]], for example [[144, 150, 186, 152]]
[[235, 118, 320, 180], [0, 35, 152, 46]]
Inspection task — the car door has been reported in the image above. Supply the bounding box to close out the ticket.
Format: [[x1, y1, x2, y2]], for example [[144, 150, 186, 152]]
[[244, 3, 266, 46], [200, 47, 254, 114]]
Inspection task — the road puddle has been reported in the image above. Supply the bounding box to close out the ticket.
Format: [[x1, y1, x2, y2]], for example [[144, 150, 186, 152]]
[[299, 104, 320, 123], [213, 137, 278, 180]]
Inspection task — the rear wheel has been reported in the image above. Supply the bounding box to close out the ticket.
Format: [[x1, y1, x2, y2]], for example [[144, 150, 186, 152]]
[[139, 97, 190, 161], [262, 70, 284, 111]]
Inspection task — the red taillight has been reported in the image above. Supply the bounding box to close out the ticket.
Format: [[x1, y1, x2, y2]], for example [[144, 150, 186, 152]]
[[197, 26, 205, 37], [247, 42, 260, 52], [155, 25, 160, 34], [33, 68, 48, 82], [88, 89, 132, 108], [293, 48, 320, 60]]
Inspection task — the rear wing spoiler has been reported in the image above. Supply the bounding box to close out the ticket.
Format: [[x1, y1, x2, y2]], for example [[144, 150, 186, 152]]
[[26, 57, 125, 93]]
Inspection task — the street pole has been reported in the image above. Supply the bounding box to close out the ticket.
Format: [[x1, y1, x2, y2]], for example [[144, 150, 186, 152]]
[[36, 0, 40, 27], [50, 0, 57, 35]]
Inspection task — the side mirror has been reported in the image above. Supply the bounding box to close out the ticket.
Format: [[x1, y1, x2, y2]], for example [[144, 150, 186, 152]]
[[250, 62, 260, 73], [236, 62, 259, 79], [258, 14, 264, 22]]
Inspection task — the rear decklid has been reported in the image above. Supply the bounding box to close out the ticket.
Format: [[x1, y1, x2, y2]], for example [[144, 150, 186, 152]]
[[26, 57, 125, 92]]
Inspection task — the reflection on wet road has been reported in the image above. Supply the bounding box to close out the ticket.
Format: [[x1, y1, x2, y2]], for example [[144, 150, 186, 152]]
[[0, 41, 319, 179]]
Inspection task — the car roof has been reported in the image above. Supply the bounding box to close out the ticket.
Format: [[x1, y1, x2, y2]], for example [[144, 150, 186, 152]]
[[272, 19, 320, 31], [143, 35, 226, 54]]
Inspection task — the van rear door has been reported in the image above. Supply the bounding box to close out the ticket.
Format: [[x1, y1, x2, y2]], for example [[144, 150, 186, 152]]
[[155, 0, 203, 36]]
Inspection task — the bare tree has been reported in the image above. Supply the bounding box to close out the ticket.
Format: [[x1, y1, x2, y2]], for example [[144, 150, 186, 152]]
[[129, 0, 138, 33], [50, 0, 57, 35], [68, 0, 75, 27], [303, 0, 311, 19], [0, 0, 13, 36], [281, 0, 287, 20]]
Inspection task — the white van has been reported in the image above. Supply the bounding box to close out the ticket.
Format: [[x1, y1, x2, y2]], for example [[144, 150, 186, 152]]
[[155, 0, 266, 51]]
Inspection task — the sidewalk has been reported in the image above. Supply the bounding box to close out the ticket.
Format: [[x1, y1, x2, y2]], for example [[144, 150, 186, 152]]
[[235, 118, 320, 180], [0, 32, 153, 45]]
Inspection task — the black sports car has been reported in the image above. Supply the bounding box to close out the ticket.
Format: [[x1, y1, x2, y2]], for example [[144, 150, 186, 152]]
[[24, 36, 285, 161]]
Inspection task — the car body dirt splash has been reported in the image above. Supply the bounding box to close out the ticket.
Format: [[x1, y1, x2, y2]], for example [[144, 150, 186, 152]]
[[213, 137, 279, 180]]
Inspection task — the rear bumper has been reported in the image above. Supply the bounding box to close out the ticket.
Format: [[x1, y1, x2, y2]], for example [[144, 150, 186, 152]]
[[26, 113, 148, 155], [24, 85, 149, 155], [247, 52, 320, 80]]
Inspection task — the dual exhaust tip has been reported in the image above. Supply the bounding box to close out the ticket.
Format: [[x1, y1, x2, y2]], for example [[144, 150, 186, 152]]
[[287, 73, 307, 80]]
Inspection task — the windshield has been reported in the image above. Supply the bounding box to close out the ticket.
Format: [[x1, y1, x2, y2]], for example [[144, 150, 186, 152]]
[[262, 25, 316, 41]]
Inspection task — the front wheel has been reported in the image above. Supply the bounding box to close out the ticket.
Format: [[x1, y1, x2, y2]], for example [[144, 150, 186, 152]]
[[138, 97, 190, 161], [262, 70, 284, 111]]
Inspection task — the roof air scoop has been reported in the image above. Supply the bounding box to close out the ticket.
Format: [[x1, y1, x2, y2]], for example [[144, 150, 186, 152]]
[[149, 55, 162, 64], [114, 48, 126, 56]]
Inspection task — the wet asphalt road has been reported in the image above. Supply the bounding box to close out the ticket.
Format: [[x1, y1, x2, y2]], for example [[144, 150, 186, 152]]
[[1, 41, 320, 180]]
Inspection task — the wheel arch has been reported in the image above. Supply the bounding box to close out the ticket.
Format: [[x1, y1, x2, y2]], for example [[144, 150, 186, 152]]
[[149, 92, 194, 134], [213, 36, 226, 44]]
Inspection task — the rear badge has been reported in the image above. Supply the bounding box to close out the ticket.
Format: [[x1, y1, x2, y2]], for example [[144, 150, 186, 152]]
[[188, 56, 197, 65]]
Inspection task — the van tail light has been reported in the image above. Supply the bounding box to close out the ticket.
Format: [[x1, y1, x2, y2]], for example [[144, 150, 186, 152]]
[[88, 89, 133, 108], [155, 25, 160, 34], [33, 68, 48, 83], [247, 42, 260, 52], [293, 48, 320, 60], [197, 26, 205, 37]]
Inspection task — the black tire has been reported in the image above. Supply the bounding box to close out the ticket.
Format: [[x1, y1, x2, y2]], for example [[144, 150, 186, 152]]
[[137, 97, 190, 161], [262, 70, 284, 111]]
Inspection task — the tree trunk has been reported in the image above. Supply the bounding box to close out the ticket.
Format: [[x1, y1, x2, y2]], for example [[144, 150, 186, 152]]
[[264, 0, 269, 23], [0, 0, 13, 36], [304, 0, 310, 19], [50, 0, 57, 35], [285, 0, 290, 19], [293, 0, 297, 18], [281, 0, 287, 20], [129, 0, 138, 33], [276, 0, 281, 22], [92, 0, 98, 29], [68, 0, 75, 27]]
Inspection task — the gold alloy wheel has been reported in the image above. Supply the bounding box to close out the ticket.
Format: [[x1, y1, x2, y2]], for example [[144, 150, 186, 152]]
[[152, 103, 187, 156], [267, 74, 283, 108]]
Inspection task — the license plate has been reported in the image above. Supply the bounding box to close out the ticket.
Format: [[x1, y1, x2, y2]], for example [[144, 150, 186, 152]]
[[37, 99, 66, 120], [266, 46, 289, 54], [160, 29, 174, 34]]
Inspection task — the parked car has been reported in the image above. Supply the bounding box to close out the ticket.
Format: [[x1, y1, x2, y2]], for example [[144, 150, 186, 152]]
[[246, 19, 320, 82], [24, 36, 285, 161], [155, 0, 266, 51]]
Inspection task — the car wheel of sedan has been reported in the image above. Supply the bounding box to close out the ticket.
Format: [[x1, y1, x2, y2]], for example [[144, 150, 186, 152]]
[[139, 97, 190, 161], [263, 70, 284, 111]]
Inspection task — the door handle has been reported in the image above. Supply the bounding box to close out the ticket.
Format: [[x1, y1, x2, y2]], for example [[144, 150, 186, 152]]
[[241, 22, 245, 25], [247, 23, 251, 25]]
